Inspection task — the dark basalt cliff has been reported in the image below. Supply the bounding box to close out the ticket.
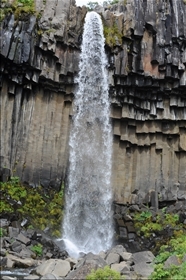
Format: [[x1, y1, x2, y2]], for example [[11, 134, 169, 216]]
[[0, 0, 186, 204]]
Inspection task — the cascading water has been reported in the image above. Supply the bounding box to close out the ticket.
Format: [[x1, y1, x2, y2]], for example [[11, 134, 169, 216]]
[[62, 11, 113, 257]]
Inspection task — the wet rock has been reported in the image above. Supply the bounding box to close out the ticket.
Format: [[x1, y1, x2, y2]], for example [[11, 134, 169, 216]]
[[23, 276, 40, 280], [2, 276, 17, 280]]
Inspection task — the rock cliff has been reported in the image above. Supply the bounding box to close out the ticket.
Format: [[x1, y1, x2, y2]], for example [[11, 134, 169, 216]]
[[0, 0, 186, 203]]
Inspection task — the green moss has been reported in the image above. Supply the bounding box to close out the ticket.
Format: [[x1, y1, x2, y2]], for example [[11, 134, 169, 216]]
[[0, 0, 36, 22], [103, 23, 122, 48], [0, 177, 64, 237]]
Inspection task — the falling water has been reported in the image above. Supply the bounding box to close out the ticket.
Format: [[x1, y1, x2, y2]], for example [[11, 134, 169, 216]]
[[62, 11, 113, 257]]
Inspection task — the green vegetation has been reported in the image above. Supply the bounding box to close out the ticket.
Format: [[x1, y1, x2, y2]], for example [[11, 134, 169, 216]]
[[30, 243, 43, 257], [0, 228, 7, 237], [86, 266, 125, 280], [133, 209, 186, 279], [150, 234, 186, 280], [0, 177, 64, 237], [86, 1, 99, 10], [134, 210, 180, 238], [103, 24, 122, 47], [109, 0, 119, 4], [86, 0, 122, 10], [0, 0, 35, 22]]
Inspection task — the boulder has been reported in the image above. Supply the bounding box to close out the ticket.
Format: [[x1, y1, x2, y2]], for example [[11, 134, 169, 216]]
[[40, 274, 58, 280], [132, 262, 154, 277], [6, 253, 37, 267], [66, 252, 107, 279], [120, 252, 133, 262], [108, 244, 127, 254], [2, 276, 17, 280], [111, 261, 130, 273], [8, 227, 20, 238], [132, 250, 155, 277], [164, 255, 180, 269], [106, 252, 120, 265], [10, 240, 23, 253], [132, 251, 155, 264], [16, 233, 31, 246], [36, 259, 71, 277], [24, 276, 40, 280], [66, 262, 99, 280]]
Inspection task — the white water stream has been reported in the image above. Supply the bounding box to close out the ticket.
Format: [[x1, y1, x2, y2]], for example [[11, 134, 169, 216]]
[[61, 11, 113, 257]]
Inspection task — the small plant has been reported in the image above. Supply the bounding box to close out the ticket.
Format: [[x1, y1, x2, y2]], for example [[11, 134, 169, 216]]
[[86, 266, 125, 280], [103, 24, 122, 47], [137, 210, 152, 222], [86, 1, 99, 10], [30, 244, 43, 257], [0, 228, 6, 237]]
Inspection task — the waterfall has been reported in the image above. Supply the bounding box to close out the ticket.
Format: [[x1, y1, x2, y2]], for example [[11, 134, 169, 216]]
[[62, 11, 113, 257]]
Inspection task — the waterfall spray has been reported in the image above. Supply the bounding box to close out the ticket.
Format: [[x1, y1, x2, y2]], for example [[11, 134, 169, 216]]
[[62, 11, 113, 257]]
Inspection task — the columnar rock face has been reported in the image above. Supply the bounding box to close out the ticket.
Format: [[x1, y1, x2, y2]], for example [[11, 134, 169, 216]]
[[0, 0, 186, 201]]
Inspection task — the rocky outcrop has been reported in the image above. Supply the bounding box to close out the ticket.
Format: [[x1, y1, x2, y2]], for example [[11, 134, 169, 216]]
[[0, 217, 155, 279], [0, 0, 186, 202]]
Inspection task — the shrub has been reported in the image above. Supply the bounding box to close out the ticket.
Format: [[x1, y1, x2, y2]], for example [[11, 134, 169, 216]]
[[30, 244, 43, 257], [0, 228, 6, 237], [86, 266, 125, 280], [0, 0, 36, 22], [150, 233, 186, 280], [103, 24, 122, 47], [0, 177, 64, 237]]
